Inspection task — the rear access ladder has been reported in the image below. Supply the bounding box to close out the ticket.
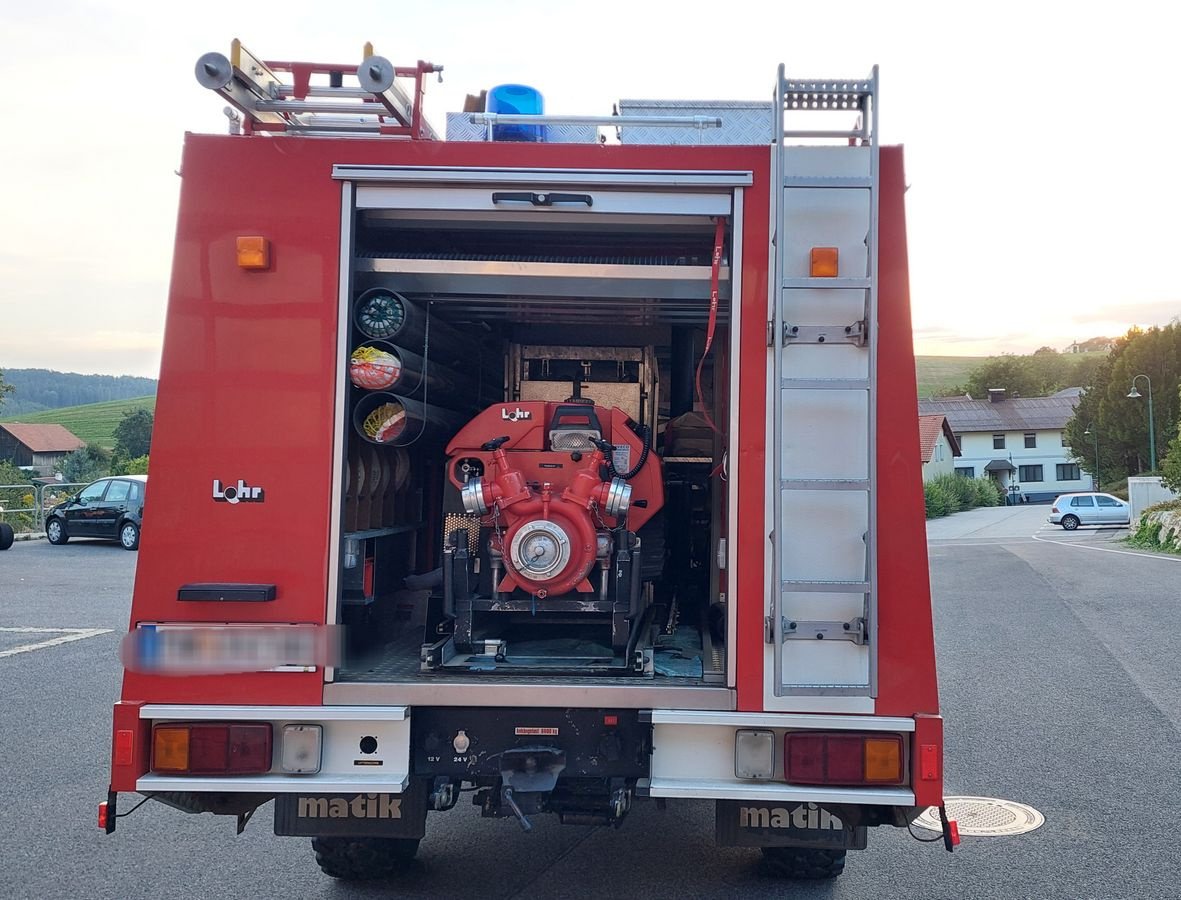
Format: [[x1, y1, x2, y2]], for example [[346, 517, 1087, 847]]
[[769, 67, 879, 701]]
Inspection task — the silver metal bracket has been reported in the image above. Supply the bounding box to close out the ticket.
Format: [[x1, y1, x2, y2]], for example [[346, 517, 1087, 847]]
[[633, 646, 655, 675], [782, 321, 866, 346], [764, 615, 775, 644], [781, 616, 867, 645]]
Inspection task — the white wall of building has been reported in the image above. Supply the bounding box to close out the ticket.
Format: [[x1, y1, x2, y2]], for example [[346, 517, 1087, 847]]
[[1128, 476, 1180, 521], [953, 428, 1086, 499], [922, 432, 956, 481]]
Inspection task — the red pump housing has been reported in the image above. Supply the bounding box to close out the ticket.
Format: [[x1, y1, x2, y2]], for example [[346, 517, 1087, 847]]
[[446, 400, 663, 598]]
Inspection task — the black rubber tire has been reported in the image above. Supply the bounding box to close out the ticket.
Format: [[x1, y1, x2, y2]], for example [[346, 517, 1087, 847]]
[[0, 523, 13, 551], [119, 520, 140, 551], [759, 847, 847, 880], [1061, 514, 1080, 531], [312, 836, 420, 880], [46, 517, 69, 544]]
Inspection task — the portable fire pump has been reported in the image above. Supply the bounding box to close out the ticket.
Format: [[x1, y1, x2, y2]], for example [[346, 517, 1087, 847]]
[[440, 396, 663, 660], [102, 40, 953, 886]]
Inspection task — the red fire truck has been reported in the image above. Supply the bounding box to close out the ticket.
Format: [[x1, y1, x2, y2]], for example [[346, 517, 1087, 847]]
[[103, 41, 953, 880]]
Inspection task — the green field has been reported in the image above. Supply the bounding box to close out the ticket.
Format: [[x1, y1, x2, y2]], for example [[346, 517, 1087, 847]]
[[914, 355, 985, 399], [1, 396, 156, 448]]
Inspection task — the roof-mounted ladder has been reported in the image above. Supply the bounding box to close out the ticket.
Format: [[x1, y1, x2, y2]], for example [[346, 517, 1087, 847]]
[[195, 40, 443, 138], [769, 66, 880, 701]]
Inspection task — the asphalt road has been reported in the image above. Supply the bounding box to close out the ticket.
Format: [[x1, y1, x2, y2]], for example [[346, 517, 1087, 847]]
[[2, 517, 1180, 900]]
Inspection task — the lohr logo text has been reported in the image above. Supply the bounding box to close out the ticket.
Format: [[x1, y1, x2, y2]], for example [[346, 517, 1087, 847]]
[[501, 406, 532, 422], [212, 479, 264, 504], [297, 794, 401, 819], [739, 802, 842, 831]]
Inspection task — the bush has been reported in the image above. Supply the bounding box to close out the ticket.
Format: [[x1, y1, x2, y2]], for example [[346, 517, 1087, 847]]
[[113, 454, 149, 476], [924, 474, 1004, 518], [56, 443, 111, 483]]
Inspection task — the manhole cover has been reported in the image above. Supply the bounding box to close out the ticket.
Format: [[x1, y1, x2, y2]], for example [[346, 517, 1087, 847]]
[[914, 796, 1044, 837]]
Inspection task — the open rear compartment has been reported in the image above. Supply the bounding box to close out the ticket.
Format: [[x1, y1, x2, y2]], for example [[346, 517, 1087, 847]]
[[330, 176, 735, 691]]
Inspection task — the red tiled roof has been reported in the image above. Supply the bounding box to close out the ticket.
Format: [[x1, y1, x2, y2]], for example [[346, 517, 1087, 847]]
[[0, 423, 86, 453], [918, 414, 961, 463]]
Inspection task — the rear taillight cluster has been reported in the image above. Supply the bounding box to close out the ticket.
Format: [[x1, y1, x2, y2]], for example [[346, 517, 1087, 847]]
[[152, 723, 272, 775], [785, 732, 904, 786]]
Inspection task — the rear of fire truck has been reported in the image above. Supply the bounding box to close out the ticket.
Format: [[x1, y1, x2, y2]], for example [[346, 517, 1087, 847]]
[[103, 41, 954, 880]]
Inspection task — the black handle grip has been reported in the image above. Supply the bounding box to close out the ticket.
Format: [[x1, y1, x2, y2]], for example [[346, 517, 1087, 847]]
[[589, 437, 614, 454], [491, 191, 593, 207], [481, 436, 511, 451]]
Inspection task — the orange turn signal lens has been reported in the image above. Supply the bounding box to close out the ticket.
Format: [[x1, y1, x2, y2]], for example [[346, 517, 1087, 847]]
[[863, 736, 904, 783], [236, 235, 270, 270], [810, 246, 839, 277], [152, 725, 190, 773]]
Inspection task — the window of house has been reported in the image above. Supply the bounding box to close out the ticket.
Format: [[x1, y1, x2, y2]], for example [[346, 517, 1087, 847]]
[[955, 466, 975, 478], [1024, 433, 1036, 448], [1018, 465, 1043, 482], [1060, 432, 1066, 445], [993, 434, 1005, 449], [1056, 463, 1080, 481]]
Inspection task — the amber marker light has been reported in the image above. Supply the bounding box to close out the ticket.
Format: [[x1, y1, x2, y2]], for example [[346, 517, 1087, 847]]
[[152, 725, 191, 773], [236, 235, 271, 269], [810, 246, 839, 277]]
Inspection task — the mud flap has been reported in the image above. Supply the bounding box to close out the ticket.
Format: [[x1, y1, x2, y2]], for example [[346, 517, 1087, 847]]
[[274, 779, 427, 838], [715, 800, 867, 850]]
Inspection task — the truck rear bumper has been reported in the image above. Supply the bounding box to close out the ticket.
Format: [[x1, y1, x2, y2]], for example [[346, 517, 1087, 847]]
[[643, 710, 918, 806], [133, 704, 410, 794]]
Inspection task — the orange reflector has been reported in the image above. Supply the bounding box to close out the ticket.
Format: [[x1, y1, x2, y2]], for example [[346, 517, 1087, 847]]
[[152, 725, 190, 773], [864, 736, 904, 783], [810, 246, 839, 277], [236, 235, 270, 270]]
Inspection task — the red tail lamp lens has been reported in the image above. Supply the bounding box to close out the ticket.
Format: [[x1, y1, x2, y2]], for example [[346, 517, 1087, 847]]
[[785, 732, 904, 786], [152, 723, 272, 775]]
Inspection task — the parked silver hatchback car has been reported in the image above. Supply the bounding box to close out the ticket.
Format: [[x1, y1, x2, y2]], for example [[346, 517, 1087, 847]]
[[1049, 492, 1130, 530]]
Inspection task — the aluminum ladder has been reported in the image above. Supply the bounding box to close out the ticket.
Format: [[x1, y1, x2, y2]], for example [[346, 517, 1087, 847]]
[[769, 66, 879, 701]]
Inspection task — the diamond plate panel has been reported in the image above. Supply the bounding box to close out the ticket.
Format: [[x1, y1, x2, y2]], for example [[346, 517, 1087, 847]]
[[617, 99, 772, 145]]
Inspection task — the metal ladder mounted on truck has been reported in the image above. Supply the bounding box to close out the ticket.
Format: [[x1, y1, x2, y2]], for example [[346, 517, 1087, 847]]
[[769, 67, 880, 702]]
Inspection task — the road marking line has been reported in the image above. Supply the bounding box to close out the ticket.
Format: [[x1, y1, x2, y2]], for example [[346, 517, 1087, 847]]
[[0, 627, 114, 658], [1030, 533, 1181, 561]]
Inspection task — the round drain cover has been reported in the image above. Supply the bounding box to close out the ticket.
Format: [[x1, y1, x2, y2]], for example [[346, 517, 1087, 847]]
[[914, 796, 1045, 837]]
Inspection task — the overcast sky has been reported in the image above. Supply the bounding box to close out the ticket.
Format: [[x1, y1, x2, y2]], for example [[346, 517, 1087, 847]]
[[2, 1, 1177, 378]]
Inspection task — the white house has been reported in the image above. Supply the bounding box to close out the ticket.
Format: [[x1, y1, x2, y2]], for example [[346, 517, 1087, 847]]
[[918, 414, 961, 481], [919, 388, 1083, 502]]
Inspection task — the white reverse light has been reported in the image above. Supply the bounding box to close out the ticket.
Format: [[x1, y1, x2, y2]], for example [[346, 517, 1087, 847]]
[[281, 724, 323, 774], [734, 729, 776, 780]]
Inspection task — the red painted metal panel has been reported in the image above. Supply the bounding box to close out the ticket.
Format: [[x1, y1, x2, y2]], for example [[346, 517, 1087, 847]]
[[874, 147, 940, 717], [912, 713, 945, 808]]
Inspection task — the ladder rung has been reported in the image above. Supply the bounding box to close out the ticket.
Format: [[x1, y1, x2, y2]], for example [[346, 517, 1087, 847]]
[[783, 176, 872, 189], [781, 580, 870, 593], [783, 277, 871, 290], [780, 377, 869, 390], [781, 479, 869, 491]]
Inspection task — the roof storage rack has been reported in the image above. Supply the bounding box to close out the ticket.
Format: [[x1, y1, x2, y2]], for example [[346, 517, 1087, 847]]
[[195, 40, 443, 138]]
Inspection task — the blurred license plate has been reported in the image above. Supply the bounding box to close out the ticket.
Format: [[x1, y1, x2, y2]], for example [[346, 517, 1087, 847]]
[[121, 624, 339, 674]]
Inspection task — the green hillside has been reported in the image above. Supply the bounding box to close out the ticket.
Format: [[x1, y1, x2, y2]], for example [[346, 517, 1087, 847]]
[[915, 356, 985, 399], [1, 396, 156, 448]]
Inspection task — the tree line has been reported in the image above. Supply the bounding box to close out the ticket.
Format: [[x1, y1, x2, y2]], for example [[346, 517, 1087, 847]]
[[0, 368, 157, 416], [951, 324, 1180, 488]]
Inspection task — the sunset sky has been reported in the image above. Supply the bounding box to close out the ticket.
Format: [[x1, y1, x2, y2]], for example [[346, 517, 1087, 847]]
[[2, 1, 1176, 378]]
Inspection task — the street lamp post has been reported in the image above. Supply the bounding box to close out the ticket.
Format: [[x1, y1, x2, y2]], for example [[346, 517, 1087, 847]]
[[1126, 374, 1156, 472], [1083, 424, 1100, 490]]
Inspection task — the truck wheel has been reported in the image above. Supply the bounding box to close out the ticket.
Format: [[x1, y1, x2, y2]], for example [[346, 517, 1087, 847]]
[[760, 847, 846, 879], [0, 523, 13, 550], [1061, 514, 1080, 531], [312, 836, 420, 880]]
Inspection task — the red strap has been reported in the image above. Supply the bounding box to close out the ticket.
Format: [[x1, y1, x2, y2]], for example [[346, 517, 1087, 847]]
[[694, 218, 726, 436]]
